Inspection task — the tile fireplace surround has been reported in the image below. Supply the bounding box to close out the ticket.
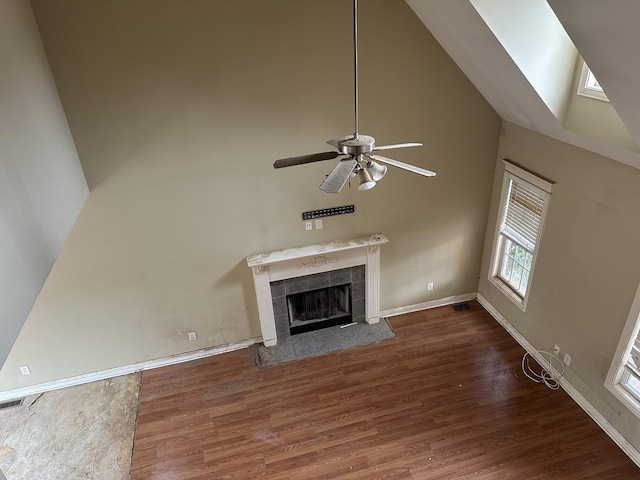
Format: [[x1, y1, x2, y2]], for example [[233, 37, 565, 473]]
[[246, 234, 388, 346]]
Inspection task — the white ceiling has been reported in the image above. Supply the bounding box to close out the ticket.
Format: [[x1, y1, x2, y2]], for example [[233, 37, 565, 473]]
[[405, 0, 640, 170]]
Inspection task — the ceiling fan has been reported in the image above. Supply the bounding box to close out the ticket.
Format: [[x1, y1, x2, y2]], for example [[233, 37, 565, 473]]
[[273, 0, 436, 194]]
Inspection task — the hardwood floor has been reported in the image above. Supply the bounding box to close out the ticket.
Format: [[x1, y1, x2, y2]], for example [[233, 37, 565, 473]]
[[130, 301, 639, 479]]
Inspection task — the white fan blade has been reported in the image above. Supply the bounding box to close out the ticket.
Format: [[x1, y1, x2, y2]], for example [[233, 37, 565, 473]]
[[320, 158, 358, 193], [368, 154, 436, 177], [373, 142, 423, 151]]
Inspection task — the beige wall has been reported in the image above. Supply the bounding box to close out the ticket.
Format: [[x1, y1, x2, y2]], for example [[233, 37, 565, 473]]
[[564, 93, 638, 152], [479, 121, 640, 451], [0, 0, 87, 369], [0, 0, 500, 391]]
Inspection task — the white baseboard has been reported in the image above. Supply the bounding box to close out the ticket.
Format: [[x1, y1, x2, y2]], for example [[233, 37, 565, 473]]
[[0, 337, 261, 402], [381, 292, 477, 318], [476, 293, 640, 468]]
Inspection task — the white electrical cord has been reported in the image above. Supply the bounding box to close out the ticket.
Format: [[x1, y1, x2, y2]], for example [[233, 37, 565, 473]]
[[521, 350, 565, 390]]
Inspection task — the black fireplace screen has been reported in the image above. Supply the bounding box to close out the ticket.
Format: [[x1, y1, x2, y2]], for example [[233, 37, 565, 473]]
[[287, 283, 352, 335]]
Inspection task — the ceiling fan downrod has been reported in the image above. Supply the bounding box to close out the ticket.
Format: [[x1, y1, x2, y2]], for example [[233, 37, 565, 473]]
[[353, 0, 359, 140]]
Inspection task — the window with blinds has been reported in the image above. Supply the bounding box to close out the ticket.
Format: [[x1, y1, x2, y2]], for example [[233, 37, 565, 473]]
[[606, 285, 640, 417], [621, 337, 640, 402], [488, 161, 553, 311]]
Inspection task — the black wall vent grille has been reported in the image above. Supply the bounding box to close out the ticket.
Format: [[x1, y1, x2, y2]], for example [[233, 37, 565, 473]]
[[451, 303, 470, 312]]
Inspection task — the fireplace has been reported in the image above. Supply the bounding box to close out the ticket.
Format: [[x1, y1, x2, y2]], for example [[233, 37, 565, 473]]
[[247, 234, 388, 346], [288, 284, 352, 334], [269, 264, 366, 342]]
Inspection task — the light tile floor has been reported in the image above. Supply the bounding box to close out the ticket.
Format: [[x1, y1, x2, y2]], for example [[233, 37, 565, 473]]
[[0, 374, 140, 480]]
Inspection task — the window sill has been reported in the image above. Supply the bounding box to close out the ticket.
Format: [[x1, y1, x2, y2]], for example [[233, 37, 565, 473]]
[[577, 88, 610, 102], [488, 275, 527, 312]]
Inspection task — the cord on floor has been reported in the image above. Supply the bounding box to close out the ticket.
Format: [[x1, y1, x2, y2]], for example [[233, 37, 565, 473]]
[[522, 350, 565, 390]]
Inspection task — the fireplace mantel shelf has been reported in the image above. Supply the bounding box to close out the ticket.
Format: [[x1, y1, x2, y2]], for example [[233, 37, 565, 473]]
[[246, 233, 388, 267]]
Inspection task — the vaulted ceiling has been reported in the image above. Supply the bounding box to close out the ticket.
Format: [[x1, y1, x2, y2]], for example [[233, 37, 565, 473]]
[[406, 0, 640, 170]]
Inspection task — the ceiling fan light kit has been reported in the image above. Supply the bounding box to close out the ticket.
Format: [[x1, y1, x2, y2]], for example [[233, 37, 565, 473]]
[[366, 160, 387, 181], [273, 0, 436, 193], [356, 167, 376, 190]]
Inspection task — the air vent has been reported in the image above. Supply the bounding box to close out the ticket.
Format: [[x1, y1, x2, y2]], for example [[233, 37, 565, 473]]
[[0, 398, 24, 411], [451, 303, 470, 312]]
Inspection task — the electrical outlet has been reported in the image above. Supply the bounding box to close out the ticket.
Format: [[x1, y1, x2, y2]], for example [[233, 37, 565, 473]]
[[563, 353, 571, 366], [188, 331, 197, 341], [305, 221, 313, 231], [427, 282, 434, 291], [315, 219, 323, 229], [553, 345, 560, 355], [19, 365, 31, 375]]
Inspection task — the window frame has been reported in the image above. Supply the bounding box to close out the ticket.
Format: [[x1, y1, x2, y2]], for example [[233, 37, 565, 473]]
[[577, 61, 609, 102], [606, 283, 640, 419], [488, 160, 553, 312]]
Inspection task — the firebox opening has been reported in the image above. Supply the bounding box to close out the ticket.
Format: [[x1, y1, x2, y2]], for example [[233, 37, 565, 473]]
[[287, 283, 352, 335]]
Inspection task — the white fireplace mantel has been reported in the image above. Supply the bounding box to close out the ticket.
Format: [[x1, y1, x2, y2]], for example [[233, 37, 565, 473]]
[[247, 233, 388, 346]]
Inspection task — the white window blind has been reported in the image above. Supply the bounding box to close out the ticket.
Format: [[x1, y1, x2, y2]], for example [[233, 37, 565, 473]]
[[501, 179, 546, 252], [622, 336, 640, 400]]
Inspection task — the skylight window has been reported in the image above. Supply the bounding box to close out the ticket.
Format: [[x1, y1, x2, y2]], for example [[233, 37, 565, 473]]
[[577, 61, 609, 102]]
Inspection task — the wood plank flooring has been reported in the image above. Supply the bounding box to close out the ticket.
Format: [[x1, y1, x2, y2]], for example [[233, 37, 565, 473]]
[[130, 301, 639, 479]]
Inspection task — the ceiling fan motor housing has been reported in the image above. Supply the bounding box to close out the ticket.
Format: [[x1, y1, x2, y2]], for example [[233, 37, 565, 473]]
[[337, 135, 376, 156]]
